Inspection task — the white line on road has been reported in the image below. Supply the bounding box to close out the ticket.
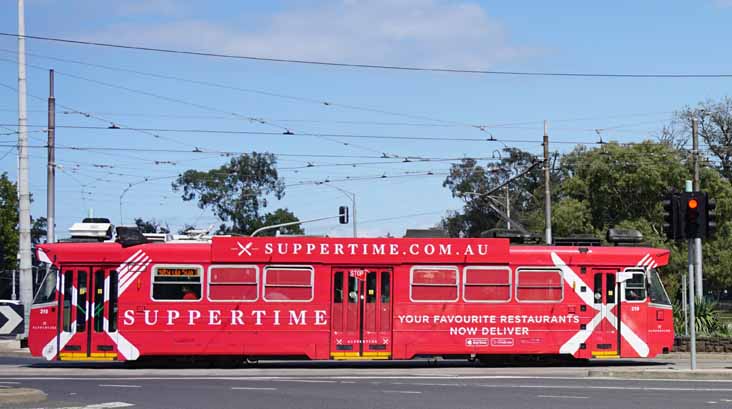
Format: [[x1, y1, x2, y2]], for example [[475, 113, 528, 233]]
[[382, 390, 422, 394], [477, 384, 732, 393], [279, 379, 338, 383], [41, 402, 135, 409], [98, 384, 142, 388], [84, 403, 135, 409], [231, 387, 277, 391], [0, 381, 19, 384], [537, 395, 588, 399]]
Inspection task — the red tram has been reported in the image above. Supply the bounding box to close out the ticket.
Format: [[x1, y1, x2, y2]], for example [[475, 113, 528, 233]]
[[28, 223, 674, 362]]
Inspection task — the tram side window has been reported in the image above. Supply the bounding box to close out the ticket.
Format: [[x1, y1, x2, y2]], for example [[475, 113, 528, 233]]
[[516, 269, 563, 302], [151, 265, 202, 301], [410, 267, 458, 302], [625, 272, 647, 302], [209, 266, 258, 301], [463, 267, 511, 302], [33, 266, 58, 305], [263, 266, 314, 302], [649, 268, 672, 305]]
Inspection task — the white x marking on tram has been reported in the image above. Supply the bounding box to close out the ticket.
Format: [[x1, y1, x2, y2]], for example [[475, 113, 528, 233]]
[[553, 252, 651, 357], [237, 242, 253, 256]]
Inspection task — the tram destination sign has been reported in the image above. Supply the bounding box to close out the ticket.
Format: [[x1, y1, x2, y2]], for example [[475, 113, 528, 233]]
[[212, 237, 510, 264]]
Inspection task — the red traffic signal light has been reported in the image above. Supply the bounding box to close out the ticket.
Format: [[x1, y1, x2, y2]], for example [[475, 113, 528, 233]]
[[688, 198, 698, 209]]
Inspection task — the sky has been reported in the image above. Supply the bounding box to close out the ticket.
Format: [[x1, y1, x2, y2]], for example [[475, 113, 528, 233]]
[[0, 0, 731, 238]]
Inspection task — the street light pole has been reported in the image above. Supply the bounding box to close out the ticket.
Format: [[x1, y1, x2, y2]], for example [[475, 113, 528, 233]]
[[319, 184, 357, 237]]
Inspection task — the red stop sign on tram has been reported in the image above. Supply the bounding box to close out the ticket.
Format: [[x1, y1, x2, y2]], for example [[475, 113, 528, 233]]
[[349, 268, 368, 281]]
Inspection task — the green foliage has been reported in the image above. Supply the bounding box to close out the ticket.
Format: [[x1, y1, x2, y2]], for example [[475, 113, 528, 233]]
[[677, 97, 732, 179], [674, 298, 730, 336], [172, 152, 302, 235], [0, 173, 18, 270], [551, 198, 593, 237], [31, 216, 47, 245], [559, 142, 688, 233], [440, 147, 550, 237], [134, 218, 170, 234]]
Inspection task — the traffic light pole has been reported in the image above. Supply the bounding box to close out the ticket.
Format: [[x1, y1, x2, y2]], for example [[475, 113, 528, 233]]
[[686, 180, 697, 370], [692, 118, 703, 300]]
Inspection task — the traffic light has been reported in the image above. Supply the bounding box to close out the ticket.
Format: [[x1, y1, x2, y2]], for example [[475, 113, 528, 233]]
[[706, 197, 717, 237], [338, 206, 349, 224], [662, 193, 680, 240], [679, 191, 716, 239], [683, 192, 702, 239]]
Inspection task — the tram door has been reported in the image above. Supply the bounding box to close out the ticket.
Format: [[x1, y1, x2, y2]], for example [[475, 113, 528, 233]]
[[592, 271, 619, 357], [57, 267, 119, 360], [330, 267, 392, 359]]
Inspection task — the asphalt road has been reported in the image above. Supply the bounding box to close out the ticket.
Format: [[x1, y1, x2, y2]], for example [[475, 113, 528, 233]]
[[2, 357, 732, 409]]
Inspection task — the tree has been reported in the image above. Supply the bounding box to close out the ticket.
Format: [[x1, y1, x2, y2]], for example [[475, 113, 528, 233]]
[[172, 152, 302, 235], [440, 147, 550, 237], [557, 142, 689, 235], [31, 216, 47, 245], [677, 97, 732, 180], [226, 208, 304, 236], [134, 218, 170, 234], [0, 173, 18, 270]]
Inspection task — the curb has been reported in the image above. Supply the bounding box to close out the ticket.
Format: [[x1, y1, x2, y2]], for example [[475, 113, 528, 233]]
[[0, 388, 47, 406], [588, 369, 732, 380]]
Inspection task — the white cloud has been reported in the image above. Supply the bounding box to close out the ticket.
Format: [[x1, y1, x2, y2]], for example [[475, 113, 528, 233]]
[[84, 0, 538, 69]]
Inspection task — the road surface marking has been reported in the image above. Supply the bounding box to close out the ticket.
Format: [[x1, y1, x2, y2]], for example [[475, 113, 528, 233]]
[[98, 384, 142, 388], [281, 379, 338, 383], [340, 381, 356, 384], [477, 384, 732, 392], [40, 402, 135, 409], [537, 395, 588, 399], [0, 381, 20, 384], [5, 375, 732, 384], [382, 390, 422, 394], [231, 387, 277, 391]]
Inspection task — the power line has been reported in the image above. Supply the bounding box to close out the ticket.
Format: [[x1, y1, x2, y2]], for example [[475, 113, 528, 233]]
[[0, 55, 404, 157], [2, 32, 732, 78], [0, 48, 486, 131], [0, 123, 509, 143]]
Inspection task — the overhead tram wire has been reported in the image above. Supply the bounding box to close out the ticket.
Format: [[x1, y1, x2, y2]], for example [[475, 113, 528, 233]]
[[2, 33, 732, 78], [0, 106, 676, 131], [0, 56, 403, 158], [0, 48, 484, 132], [0, 123, 680, 152], [0, 79, 202, 151], [0, 123, 531, 144]]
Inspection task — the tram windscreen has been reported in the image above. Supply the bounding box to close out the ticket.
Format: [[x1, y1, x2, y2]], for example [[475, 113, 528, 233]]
[[648, 268, 671, 305], [33, 267, 58, 305]]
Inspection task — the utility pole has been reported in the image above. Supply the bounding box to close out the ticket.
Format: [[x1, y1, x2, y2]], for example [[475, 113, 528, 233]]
[[505, 185, 511, 230], [17, 0, 33, 338], [686, 179, 696, 370], [692, 118, 703, 300], [47, 69, 55, 243], [319, 184, 357, 237], [543, 120, 552, 244]]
